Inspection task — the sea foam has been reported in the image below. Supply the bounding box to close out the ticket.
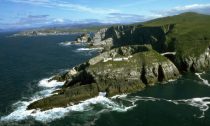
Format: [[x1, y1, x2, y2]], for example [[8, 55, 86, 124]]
[[0, 78, 133, 123], [195, 72, 210, 86], [59, 42, 72, 46], [1, 77, 210, 123], [0, 92, 132, 122], [0, 77, 65, 122], [76, 47, 103, 51], [38, 78, 64, 88], [115, 96, 210, 118]]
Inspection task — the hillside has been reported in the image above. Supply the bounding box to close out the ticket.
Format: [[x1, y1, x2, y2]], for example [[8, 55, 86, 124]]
[[76, 12, 210, 72], [143, 12, 210, 57], [26, 12, 210, 110]]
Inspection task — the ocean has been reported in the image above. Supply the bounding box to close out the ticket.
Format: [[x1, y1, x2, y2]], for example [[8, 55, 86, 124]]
[[0, 33, 210, 126]]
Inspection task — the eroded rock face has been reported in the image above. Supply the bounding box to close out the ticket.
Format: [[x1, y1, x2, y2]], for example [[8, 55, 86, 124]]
[[27, 45, 180, 110], [75, 33, 92, 43], [88, 24, 210, 73], [92, 28, 108, 45], [89, 24, 175, 52], [27, 22, 210, 111], [178, 47, 210, 72], [72, 24, 175, 52]]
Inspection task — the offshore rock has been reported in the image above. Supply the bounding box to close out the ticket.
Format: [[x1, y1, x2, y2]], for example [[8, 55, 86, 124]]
[[75, 33, 92, 43]]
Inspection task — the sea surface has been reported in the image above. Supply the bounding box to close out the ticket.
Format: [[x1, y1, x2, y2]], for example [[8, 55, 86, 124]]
[[0, 33, 210, 126]]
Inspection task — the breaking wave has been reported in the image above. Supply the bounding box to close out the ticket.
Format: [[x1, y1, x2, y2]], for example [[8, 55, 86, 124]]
[[1, 77, 210, 123], [112, 95, 210, 118], [76, 47, 103, 51], [0, 78, 134, 123], [0, 77, 65, 122], [38, 78, 64, 88], [59, 41, 73, 46], [195, 72, 210, 86]]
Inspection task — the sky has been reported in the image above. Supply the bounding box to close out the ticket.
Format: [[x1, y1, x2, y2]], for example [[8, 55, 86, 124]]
[[0, 0, 210, 30]]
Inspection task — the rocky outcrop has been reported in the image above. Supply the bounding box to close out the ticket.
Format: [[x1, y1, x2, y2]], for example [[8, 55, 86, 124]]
[[71, 24, 174, 51], [27, 45, 180, 110], [87, 24, 210, 73], [178, 47, 210, 72], [91, 28, 108, 45], [89, 24, 175, 52], [27, 13, 210, 111], [75, 33, 92, 43]]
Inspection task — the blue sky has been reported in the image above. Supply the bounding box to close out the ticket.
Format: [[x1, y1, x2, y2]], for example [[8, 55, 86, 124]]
[[0, 0, 210, 30]]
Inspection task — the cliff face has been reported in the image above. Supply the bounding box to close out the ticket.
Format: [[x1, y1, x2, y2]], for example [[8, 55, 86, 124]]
[[177, 47, 210, 72], [27, 45, 180, 110], [27, 12, 210, 111], [88, 18, 210, 73], [90, 24, 174, 52]]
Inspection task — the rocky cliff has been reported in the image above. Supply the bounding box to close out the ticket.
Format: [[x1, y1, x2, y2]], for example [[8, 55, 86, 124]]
[[27, 45, 180, 110], [87, 13, 210, 72], [27, 12, 210, 111], [88, 24, 174, 52], [177, 47, 210, 72]]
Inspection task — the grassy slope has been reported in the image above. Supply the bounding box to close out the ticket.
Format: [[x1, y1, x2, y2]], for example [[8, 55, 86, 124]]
[[142, 12, 210, 57], [89, 45, 167, 71]]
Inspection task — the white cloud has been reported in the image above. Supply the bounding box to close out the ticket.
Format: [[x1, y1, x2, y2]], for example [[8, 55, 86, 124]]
[[53, 18, 65, 23], [8, 0, 119, 14], [174, 4, 210, 11], [15, 14, 50, 25], [107, 13, 148, 23], [153, 4, 210, 16], [3, 1, 210, 30], [0, 14, 60, 29]]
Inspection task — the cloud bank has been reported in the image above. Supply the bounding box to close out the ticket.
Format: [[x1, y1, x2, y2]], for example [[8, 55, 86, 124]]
[[153, 4, 210, 16], [107, 13, 150, 23], [2, 1, 210, 30], [8, 0, 119, 14]]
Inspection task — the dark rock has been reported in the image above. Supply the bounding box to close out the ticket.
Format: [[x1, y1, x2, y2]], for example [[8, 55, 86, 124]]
[[27, 13, 210, 111], [27, 45, 180, 110], [75, 33, 91, 43], [27, 83, 98, 110], [177, 47, 210, 72], [89, 25, 174, 52]]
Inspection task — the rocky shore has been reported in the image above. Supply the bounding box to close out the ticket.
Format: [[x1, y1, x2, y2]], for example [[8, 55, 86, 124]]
[[27, 45, 180, 110], [27, 12, 210, 110]]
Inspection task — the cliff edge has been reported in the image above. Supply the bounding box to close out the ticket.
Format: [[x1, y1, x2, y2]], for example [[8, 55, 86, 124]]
[[27, 12, 210, 110]]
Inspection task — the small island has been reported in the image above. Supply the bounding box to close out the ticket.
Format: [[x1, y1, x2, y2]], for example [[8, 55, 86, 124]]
[[27, 12, 210, 110]]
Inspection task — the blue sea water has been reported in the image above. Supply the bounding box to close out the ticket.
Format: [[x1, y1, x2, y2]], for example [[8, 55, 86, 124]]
[[0, 33, 210, 126]]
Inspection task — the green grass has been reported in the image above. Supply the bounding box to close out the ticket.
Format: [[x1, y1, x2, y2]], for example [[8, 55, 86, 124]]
[[89, 46, 168, 71], [142, 12, 210, 57], [100, 12, 210, 57]]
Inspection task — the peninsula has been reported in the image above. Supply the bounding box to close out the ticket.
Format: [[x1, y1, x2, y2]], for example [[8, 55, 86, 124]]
[[27, 12, 210, 110]]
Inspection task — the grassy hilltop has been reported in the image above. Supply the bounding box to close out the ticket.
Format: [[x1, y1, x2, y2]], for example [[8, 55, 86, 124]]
[[142, 12, 210, 57]]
